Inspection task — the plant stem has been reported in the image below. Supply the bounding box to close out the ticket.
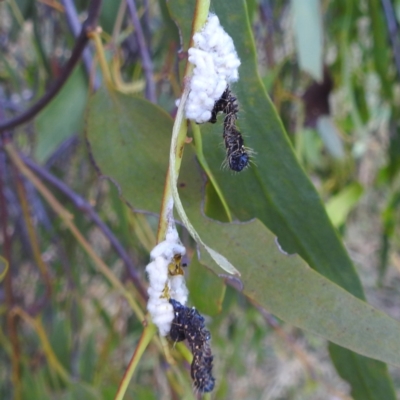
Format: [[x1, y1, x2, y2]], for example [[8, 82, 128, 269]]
[[5, 143, 145, 321], [0, 149, 21, 400], [21, 155, 148, 301], [11, 308, 71, 383], [90, 28, 114, 89], [0, 0, 102, 133], [114, 322, 157, 400], [156, 0, 210, 243], [13, 166, 52, 314], [126, 0, 156, 102]]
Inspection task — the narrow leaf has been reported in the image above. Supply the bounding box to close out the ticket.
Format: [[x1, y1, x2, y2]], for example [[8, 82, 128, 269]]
[[291, 0, 324, 81]]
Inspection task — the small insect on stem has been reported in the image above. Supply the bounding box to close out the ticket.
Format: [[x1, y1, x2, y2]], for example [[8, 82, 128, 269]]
[[168, 254, 187, 276]]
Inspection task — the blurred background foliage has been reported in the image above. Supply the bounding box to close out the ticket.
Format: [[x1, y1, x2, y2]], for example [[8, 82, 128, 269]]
[[1, 0, 400, 399]]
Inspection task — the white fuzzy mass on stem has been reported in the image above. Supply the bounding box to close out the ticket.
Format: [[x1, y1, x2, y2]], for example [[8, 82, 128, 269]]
[[146, 227, 189, 336], [185, 14, 241, 123]]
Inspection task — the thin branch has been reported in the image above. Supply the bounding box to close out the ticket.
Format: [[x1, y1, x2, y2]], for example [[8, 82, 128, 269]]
[[13, 165, 52, 316], [61, 0, 99, 87], [0, 0, 102, 134], [21, 154, 148, 301], [0, 146, 21, 399], [381, 0, 400, 78], [6, 143, 145, 320], [126, 0, 156, 103], [113, 322, 157, 400]]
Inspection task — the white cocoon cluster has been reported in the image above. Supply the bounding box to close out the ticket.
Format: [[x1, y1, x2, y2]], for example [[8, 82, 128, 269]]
[[146, 228, 188, 336], [185, 13, 241, 123]]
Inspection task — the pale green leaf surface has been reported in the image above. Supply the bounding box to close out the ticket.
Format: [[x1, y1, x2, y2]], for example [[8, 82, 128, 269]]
[[291, 0, 323, 81], [86, 87, 172, 214], [326, 182, 364, 228], [85, 88, 400, 369], [86, 1, 398, 396], [188, 1, 395, 396], [196, 218, 400, 368], [34, 66, 87, 163], [316, 115, 345, 160], [187, 252, 226, 316]]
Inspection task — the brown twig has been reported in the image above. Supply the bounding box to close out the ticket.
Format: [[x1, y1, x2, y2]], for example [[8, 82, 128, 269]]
[[21, 154, 148, 301], [12, 166, 52, 315], [0, 0, 102, 134], [0, 147, 21, 399], [126, 0, 156, 103], [61, 0, 98, 87]]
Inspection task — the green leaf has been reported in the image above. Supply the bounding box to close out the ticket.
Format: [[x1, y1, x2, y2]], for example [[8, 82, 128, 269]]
[[195, 219, 400, 369], [87, 101, 400, 369], [187, 252, 226, 316], [34, 66, 87, 163], [367, 0, 393, 99], [291, 0, 323, 81], [316, 115, 345, 160], [326, 182, 364, 227], [21, 368, 51, 400], [86, 1, 398, 397], [86, 86, 172, 214], [190, 1, 395, 397]]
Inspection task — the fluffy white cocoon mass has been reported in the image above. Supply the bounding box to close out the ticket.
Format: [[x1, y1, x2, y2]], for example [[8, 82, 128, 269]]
[[170, 274, 189, 305], [146, 227, 188, 336], [185, 13, 241, 123]]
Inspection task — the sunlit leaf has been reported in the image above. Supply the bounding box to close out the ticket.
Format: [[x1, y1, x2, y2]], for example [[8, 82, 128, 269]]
[[326, 182, 364, 227], [291, 0, 323, 81]]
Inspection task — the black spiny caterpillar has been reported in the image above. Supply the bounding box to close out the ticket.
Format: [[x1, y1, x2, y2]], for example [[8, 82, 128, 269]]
[[169, 299, 215, 393], [209, 86, 251, 172]]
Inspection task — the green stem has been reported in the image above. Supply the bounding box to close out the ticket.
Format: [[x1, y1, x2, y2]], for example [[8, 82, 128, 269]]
[[191, 122, 233, 222], [114, 323, 157, 400], [91, 29, 114, 90], [156, 0, 211, 243]]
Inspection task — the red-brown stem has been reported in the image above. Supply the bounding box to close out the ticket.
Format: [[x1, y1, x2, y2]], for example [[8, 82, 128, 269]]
[[0, 157, 21, 399]]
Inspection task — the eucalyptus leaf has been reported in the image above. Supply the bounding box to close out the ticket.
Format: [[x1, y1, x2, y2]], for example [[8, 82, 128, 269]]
[[291, 0, 324, 81], [85, 86, 400, 367], [168, 0, 396, 397], [34, 66, 87, 163], [86, 1, 398, 397], [187, 252, 226, 316]]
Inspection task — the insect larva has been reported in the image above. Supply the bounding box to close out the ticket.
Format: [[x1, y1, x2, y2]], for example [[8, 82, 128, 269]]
[[209, 86, 251, 172], [169, 299, 215, 393]]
